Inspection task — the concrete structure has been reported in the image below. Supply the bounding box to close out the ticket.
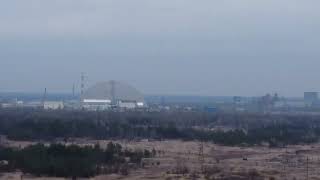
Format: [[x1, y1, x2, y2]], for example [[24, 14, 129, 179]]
[[82, 99, 111, 111], [274, 101, 287, 108], [0, 99, 24, 108], [82, 81, 144, 111], [118, 101, 137, 109], [23, 101, 42, 108], [136, 102, 144, 107], [44, 101, 64, 110], [1, 103, 16, 108]]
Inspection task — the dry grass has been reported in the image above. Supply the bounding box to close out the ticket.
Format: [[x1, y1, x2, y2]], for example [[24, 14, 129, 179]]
[[2, 139, 320, 180]]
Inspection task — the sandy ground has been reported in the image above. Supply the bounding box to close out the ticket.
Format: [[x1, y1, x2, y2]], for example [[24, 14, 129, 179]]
[[1, 139, 320, 180]]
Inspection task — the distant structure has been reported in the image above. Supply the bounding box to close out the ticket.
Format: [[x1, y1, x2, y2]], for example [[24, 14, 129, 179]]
[[82, 81, 144, 111], [42, 88, 47, 107], [72, 84, 75, 98], [40, 88, 64, 110], [44, 101, 64, 110], [233, 96, 242, 105], [80, 72, 86, 101], [110, 80, 116, 105], [304, 92, 318, 106]]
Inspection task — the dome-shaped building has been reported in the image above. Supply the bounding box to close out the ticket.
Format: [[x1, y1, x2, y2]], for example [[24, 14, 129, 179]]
[[82, 81, 144, 110]]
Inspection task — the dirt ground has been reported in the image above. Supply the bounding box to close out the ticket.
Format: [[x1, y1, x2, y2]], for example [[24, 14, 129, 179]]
[[1, 139, 320, 180]]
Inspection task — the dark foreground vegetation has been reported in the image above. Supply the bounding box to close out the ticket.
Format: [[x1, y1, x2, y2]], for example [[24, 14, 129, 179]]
[[0, 142, 153, 178], [0, 108, 320, 146]]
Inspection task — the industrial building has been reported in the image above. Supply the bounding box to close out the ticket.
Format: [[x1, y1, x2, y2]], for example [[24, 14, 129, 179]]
[[81, 81, 144, 111], [43, 101, 64, 110], [82, 99, 111, 111]]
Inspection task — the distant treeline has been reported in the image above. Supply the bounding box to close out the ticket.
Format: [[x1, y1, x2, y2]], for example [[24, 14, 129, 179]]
[[0, 109, 319, 146], [0, 142, 153, 178]]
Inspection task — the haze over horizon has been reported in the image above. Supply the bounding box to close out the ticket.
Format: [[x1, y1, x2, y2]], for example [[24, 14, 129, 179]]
[[1, 0, 320, 97]]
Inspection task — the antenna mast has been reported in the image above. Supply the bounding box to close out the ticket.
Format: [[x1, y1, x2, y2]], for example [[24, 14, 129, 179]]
[[80, 72, 85, 101], [42, 88, 47, 108], [110, 80, 116, 105], [72, 84, 75, 99]]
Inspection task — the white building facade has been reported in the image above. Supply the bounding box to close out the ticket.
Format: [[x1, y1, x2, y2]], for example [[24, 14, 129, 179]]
[[44, 101, 64, 110]]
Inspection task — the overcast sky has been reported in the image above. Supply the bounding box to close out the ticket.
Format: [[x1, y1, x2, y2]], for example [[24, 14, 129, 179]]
[[0, 0, 319, 96]]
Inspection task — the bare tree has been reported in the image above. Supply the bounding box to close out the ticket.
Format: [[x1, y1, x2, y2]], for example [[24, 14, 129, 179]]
[[198, 141, 205, 173]]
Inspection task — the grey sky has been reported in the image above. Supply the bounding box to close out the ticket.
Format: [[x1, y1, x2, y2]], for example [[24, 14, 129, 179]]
[[0, 0, 319, 96]]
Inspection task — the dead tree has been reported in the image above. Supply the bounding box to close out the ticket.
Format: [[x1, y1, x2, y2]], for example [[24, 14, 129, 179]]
[[306, 156, 309, 180], [198, 141, 205, 173]]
